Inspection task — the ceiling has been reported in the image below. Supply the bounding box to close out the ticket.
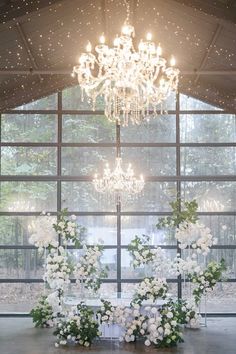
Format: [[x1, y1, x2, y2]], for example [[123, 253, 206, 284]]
[[0, 0, 236, 111]]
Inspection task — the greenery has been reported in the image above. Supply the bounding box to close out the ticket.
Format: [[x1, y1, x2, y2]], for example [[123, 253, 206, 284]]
[[30, 295, 54, 328], [189, 259, 227, 304], [157, 198, 198, 229]]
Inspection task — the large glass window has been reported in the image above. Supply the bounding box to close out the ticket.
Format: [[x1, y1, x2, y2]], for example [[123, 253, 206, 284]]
[[0, 89, 235, 314]]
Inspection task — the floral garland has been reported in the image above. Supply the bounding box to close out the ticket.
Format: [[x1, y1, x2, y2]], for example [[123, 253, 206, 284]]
[[189, 259, 226, 304], [132, 277, 168, 305], [176, 221, 217, 255], [75, 245, 108, 293], [54, 303, 100, 347], [30, 295, 54, 328]]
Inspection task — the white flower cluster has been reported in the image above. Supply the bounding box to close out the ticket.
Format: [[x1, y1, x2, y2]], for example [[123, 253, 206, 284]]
[[29, 213, 58, 251], [133, 277, 168, 304], [176, 221, 217, 255], [44, 247, 71, 291], [75, 245, 104, 292], [172, 254, 201, 277]]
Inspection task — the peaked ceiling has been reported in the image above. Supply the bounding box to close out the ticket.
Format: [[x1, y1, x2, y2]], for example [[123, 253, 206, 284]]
[[0, 0, 236, 111]]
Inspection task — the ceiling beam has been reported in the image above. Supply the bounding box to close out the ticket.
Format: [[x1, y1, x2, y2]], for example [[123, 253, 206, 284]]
[[1, 69, 236, 76], [172, 0, 236, 24], [194, 23, 223, 84], [0, 0, 63, 26], [15, 22, 41, 81]]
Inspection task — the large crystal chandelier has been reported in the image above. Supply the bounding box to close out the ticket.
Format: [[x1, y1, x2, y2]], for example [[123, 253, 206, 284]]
[[93, 123, 144, 195], [72, 0, 179, 126]]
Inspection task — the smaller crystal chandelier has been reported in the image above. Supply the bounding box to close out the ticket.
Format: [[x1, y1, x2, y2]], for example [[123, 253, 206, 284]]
[[93, 122, 144, 196], [72, 0, 179, 126]]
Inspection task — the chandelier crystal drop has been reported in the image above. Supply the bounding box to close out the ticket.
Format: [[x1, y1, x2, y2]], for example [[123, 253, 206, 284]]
[[93, 157, 144, 195], [72, 1, 180, 126]]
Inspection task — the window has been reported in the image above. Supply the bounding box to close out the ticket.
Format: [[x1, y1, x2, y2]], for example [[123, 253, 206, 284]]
[[0, 89, 235, 314]]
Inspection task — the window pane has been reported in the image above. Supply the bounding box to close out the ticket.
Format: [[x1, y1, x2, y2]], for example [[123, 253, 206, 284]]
[[121, 115, 176, 143], [180, 114, 236, 143], [121, 249, 177, 279], [62, 85, 104, 110], [61, 182, 116, 212], [122, 147, 176, 176], [121, 215, 176, 245], [62, 115, 115, 142], [0, 283, 44, 312], [1, 114, 57, 142], [62, 147, 115, 176], [1, 147, 57, 175], [13, 94, 57, 110], [0, 182, 57, 212], [181, 147, 236, 175], [0, 249, 44, 279], [180, 94, 221, 110], [199, 215, 236, 245], [0, 215, 56, 246], [182, 182, 236, 212], [122, 182, 177, 212], [76, 215, 117, 245]]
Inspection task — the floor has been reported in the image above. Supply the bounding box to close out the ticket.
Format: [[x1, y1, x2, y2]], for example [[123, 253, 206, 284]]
[[0, 318, 235, 354]]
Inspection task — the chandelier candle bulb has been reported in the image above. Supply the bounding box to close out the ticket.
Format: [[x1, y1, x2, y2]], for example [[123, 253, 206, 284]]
[[157, 44, 162, 56], [86, 41, 92, 52], [170, 56, 176, 66], [146, 32, 152, 41], [99, 34, 105, 44]]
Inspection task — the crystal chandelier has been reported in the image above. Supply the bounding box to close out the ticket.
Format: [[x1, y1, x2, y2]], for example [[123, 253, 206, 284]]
[[93, 123, 144, 195], [72, 0, 179, 126]]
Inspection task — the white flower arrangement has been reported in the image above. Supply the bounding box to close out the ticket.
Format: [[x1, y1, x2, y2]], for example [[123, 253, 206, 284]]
[[122, 305, 147, 343], [128, 235, 171, 277], [128, 235, 156, 268], [54, 303, 100, 347], [172, 254, 201, 277], [75, 245, 108, 293], [96, 299, 115, 325], [53, 208, 85, 247], [176, 221, 217, 255], [43, 246, 72, 291], [29, 212, 58, 251], [30, 295, 55, 328], [144, 305, 183, 347], [132, 277, 168, 305]]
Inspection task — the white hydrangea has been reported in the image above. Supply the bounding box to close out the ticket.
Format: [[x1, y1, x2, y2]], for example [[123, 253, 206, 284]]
[[29, 213, 58, 251]]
